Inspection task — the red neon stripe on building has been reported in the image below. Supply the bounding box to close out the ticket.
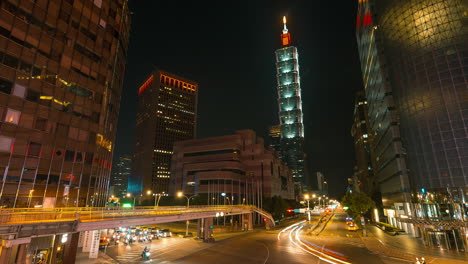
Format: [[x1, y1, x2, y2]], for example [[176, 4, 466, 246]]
[[138, 74, 154, 95], [363, 13, 372, 27], [160, 73, 197, 93]]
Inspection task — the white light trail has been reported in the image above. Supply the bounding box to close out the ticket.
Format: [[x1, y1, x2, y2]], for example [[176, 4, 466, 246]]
[[278, 221, 351, 264]]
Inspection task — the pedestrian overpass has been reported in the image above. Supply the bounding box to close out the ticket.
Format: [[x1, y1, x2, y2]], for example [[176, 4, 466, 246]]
[[0, 205, 274, 263]]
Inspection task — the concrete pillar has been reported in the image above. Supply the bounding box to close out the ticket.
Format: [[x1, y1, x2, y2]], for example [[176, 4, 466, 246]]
[[197, 219, 203, 239], [82, 231, 93, 252], [62, 232, 80, 264], [89, 230, 101, 259], [77, 231, 85, 248], [15, 243, 28, 264], [0, 246, 13, 264], [0, 237, 31, 264], [202, 218, 214, 241], [242, 213, 253, 231]]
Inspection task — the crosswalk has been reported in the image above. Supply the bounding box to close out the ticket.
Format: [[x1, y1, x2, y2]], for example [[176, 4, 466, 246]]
[[114, 251, 142, 262], [109, 238, 191, 263]]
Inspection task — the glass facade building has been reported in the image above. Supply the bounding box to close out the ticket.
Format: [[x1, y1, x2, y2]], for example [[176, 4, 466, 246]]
[[275, 17, 305, 188], [350, 91, 377, 197], [131, 69, 198, 196], [109, 154, 131, 198], [356, 0, 467, 250], [356, 0, 411, 208], [357, 0, 467, 202], [0, 0, 131, 209]]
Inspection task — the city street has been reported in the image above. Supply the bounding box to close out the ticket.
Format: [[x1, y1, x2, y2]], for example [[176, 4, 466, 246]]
[[83, 209, 467, 264]]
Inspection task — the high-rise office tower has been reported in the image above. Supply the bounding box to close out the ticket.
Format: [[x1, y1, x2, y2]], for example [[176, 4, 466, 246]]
[[356, 0, 466, 210], [109, 154, 131, 198], [268, 125, 281, 152], [131, 69, 198, 196], [316, 172, 328, 195], [350, 91, 376, 196], [0, 0, 131, 208], [275, 16, 306, 189]]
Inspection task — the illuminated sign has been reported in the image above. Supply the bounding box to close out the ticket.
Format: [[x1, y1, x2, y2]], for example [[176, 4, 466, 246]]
[[122, 203, 132, 208], [138, 74, 154, 95], [40, 96, 72, 107], [160, 73, 197, 93], [96, 133, 112, 151]]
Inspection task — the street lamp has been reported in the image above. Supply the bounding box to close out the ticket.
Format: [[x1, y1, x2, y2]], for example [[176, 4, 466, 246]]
[[177, 191, 196, 236], [151, 192, 166, 207], [304, 194, 311, 221], [126, 193, 136, 209]]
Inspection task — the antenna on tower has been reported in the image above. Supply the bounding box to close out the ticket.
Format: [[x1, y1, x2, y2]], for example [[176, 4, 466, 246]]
[[282, 16, 288, 34]]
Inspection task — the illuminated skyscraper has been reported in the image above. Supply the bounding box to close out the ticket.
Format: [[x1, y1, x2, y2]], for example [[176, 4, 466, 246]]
[[275, 16, 305, 189], [356, 0, 467, 247], [131, 69, 198, 196], [0, 0, 131, 209], [357, 0, 467, 204]]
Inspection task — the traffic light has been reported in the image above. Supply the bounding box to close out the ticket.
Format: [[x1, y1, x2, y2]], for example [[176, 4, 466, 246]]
[[263, 218, 266, 222], [286, 208, 293, 213]]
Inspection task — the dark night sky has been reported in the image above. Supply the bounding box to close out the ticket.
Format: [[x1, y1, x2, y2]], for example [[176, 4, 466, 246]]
[[114, 1, 364, 198]]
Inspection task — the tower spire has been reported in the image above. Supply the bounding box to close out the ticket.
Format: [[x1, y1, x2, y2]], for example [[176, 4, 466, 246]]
[[280, 16, 291, 46], [283, 16, 288, 34]]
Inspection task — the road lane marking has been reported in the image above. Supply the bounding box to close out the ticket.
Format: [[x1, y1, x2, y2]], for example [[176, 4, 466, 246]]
[[261, 242, 270, 264]]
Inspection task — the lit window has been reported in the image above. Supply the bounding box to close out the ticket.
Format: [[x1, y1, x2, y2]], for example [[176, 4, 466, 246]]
[[93, 0, 102, 8], [99, 19, 106, 28], [4, 108, 21, 124], [12, 84, 26, 98], [0, 136, 14, 152]]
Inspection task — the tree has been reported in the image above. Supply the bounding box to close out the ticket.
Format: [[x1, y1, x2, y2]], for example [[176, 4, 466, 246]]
[[341, 191, 375, 226], [263, 196, 289, 220]]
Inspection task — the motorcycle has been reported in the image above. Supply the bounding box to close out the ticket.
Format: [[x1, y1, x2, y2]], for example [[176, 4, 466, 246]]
[[141, 249, 150, 260]]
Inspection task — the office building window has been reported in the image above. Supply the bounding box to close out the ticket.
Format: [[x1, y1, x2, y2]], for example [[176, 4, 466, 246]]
[[28, 142, 41, 157], [65, 150, 75, 161], [35, 118, 47, 131], [0, 78, 13, 94], [26, 89, 40, 102], [12, 83, 26, 98], [0, 136, 14, 152], [4, 108, 21, 124]]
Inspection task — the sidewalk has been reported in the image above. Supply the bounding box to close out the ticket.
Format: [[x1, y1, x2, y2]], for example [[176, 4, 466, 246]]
[[360, 225, 467, 264]]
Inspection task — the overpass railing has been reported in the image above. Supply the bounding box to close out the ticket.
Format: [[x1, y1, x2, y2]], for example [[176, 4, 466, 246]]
[[0, 205, 258, 225]]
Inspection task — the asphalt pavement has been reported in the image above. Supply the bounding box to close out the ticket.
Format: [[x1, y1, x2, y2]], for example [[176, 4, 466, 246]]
[[75, 212, 467, 264]]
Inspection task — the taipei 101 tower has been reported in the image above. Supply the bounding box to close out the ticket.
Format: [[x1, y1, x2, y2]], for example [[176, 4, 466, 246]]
[[275, 16, 306, 193]]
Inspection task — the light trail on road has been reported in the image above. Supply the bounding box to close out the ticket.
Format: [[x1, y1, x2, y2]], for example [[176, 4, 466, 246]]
[[278, 221, 351, 264]]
